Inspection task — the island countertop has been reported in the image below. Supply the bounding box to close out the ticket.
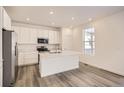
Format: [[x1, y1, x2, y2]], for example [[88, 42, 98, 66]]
[[38, 50, 80, 77], [39, 50, 82, 59]]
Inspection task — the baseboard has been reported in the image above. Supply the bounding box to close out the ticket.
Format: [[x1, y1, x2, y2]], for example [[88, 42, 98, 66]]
[[80, 61, 124, 77], [18, 63, 38, 67]]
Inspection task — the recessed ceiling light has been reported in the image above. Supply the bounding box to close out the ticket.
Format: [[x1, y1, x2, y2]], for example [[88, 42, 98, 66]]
[[72, 17, 74, 20], [49, 11, 54, 15], [26, 18, 30, 21], [52, 22, 55, 25], [88, 18, 92, 21]]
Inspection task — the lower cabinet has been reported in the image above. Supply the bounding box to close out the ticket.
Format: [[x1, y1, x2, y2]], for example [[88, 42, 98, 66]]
[[18, 52, 38, 66]]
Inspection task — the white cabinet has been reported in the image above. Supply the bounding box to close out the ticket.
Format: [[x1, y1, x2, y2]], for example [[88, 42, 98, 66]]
[[29, 29, 37, 44], [3, 8, 11, 30], [18, 52, 38, 66], [12, 26, 37, 44], [12, 26, 61, 45], [23, 52, 38, 65], [49, 31, 60, 44], [37, 30, 49, 38], [17, 45, 38, 66], [49, 31, 55, 44], [18, 52, 24, 66], [20, 28, 29, 44], [56, 31, 60, 43]]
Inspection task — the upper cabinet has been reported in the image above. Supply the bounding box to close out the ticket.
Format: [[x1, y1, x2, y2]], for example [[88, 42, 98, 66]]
[[37, 29, 49, 38], [37, 30, 60, 44], [3, 8, 11, 30], [12, 26, 37, 44], [49, 31, 60, 44], [12, 25, 61, 44]]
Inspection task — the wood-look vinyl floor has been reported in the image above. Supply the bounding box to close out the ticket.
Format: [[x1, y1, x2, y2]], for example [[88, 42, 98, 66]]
[[15, 63, 124, 87]]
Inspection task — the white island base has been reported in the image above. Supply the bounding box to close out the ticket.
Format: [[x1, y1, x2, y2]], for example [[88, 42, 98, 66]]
[[39, 51, 80, 77]]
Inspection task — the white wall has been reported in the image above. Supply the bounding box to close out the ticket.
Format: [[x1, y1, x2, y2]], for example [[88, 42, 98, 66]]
[[61, 28, 73, 50], [72, 25, 83, 52], [72, 10, 124, 76]]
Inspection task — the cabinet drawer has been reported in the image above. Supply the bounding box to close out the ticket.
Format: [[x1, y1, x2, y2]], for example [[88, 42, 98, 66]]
[[24, 53, 38, 58], [24, 58, 38, 65]]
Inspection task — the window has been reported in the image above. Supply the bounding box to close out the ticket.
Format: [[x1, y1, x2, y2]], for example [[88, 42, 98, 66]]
[[83, 27, 95, 55]]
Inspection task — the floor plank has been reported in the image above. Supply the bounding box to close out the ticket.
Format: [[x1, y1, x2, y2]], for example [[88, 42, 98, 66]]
[[15, 63, 124, 87]]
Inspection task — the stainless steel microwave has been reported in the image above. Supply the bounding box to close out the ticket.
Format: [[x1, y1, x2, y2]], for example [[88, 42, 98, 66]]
[[37, 38, 49, 44]]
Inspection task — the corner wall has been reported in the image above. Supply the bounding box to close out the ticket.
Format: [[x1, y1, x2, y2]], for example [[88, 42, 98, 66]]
[[72, 10, 124, 76], [61, 28, 73, 50]]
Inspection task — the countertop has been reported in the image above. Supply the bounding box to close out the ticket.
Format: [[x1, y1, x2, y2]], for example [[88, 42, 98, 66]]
[[39, 50, 82, 59]]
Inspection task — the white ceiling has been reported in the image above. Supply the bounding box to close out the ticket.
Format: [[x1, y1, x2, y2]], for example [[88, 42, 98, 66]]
[[4, 6, 124, 27]]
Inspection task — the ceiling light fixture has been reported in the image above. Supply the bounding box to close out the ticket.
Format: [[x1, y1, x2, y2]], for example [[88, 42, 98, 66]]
[[72, 17, 74, 20], [26, 18, 30, 21], [88, 18, 92, 21], [49, 11, 54, 15]]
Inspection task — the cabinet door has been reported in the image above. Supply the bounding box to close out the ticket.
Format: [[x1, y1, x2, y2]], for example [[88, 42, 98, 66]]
[[13, 26, 37, 44], [29, 29, 37, 44], [43, 30, 49, 38], [18, 53, 24, 66], [37, 30, 49, 38], [54, 31, 60, 44], [3, 9, 11, 30], [23, 52, 38, 65], [49, 31, 60, 44], [37, 30, 43, 38], [49, 31, 55, 44], [21, 28, 30, 44], [15, 27, 29, 44]]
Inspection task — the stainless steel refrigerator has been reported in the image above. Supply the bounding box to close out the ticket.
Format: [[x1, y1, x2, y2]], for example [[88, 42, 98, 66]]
[[2, 28, 17, 87]]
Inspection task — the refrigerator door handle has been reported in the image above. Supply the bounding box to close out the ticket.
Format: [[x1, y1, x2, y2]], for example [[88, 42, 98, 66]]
[[15, 46, 16, 56]]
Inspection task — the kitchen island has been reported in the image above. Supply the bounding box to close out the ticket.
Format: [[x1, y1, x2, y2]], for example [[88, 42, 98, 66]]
[[39, 51, 81, 77]]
